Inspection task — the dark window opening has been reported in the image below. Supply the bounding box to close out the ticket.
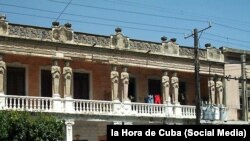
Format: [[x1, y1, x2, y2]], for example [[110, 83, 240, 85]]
[[147, 79, 161, 103], [73, 72, 89, 99], [128, 77, 136, 102], [41, 70, 52, 97], [7, 67, 25, 96], [179, 82, 186, 105]]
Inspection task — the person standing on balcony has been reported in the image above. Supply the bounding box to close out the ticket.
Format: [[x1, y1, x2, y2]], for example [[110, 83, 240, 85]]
[[121, 66, 129, 102], [51, 59, 61, 97], [171, 72, 179, 104], [162, 71, 170, 104], [111, 65, 119, 101]]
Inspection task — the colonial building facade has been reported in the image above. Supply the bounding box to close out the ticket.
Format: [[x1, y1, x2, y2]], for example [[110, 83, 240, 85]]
[[0, 15, 248, 141]]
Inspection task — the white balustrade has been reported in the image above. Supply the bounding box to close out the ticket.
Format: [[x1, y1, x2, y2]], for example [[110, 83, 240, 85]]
[[180, 105, 196, 118], [74, 99, 113, 115], [0, 95, 197, 119], [131, 103, 165, 117], [4, 95, 53, 112]]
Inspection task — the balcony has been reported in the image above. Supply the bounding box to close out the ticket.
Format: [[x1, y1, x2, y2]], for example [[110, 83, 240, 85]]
[[0, 95, 228, 123]]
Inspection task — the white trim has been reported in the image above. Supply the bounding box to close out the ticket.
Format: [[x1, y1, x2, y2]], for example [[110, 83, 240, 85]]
[[73, 69, 93, 100], [6, 63, 28, 96]]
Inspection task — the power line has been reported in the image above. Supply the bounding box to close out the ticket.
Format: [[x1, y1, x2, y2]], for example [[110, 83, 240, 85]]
[[64, 13, 191, 31], [2, 2, 250, 35], [0, 10, 185, 35], [55, 0, 72, 21], [202, 37, 250, 49], [103, 0, 250, 27], [48, 0, 208, 23], [1, 2, 250, 48], [48, 0, 250, 34], [213, 22, 250, 34], [0, 3, 58, 14], [2, 10, 250, 49], [0, 3, 191, 31], [204, 32, 250, 44]]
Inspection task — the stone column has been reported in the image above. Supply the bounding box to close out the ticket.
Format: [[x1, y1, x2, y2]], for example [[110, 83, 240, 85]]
[[0, 55, 5, 95], [208, 77, 215, 105], [65, 120, 75, 141], [51, 59, 61, 98], [63, 61, 72, 98], [162, 71, 170, 104], [111, 65, 119, 101], [121, 66, 129, 102], [171, 72, 179, 104], [216, 77, 223, 106]]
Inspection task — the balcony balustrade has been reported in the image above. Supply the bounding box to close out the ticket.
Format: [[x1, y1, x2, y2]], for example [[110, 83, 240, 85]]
[[0, 95, 226, 120]]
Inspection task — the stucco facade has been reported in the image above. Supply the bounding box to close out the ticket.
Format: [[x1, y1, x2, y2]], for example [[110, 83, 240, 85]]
[[0, 15, 248, 141]]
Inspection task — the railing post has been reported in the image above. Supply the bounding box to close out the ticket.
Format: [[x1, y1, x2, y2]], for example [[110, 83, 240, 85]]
[[64, 97, 74, 113], [0, 95, 5, 109], [122, 101, 132, 115], [113, 100, 122, 115], [174, 104, 182, 118], [53, 97, 63, 112], [214, 106, 220, 120], [220, 106, 227, 120], [164, 103, 173, 117]]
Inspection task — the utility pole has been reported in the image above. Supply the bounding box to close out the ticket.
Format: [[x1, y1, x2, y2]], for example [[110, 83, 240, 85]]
[[185, 25, 211, 125], [241, 54, 248, 121], [194, 29, 201, 125]]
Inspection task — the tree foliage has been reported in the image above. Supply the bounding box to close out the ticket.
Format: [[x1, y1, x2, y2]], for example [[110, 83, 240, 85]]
[[0, 110, 65, 141]]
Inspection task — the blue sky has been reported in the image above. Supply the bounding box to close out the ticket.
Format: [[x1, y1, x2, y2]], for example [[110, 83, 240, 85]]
[[0, 0, 250, 50]]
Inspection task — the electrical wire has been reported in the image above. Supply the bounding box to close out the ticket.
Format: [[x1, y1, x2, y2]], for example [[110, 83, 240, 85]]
[[48, 0, 208, 23], [55, 0, 72, 21]]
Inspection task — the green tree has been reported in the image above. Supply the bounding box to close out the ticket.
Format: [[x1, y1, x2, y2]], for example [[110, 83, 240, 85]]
[[0, 111, 65, 141]]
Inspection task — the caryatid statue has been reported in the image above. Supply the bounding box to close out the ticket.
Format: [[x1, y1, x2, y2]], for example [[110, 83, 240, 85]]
[[171, 72, 179, 104], [51, 60, 61, 97], [216, 77, 223, 106], [63, 61, 72, 98], [111, 65, 119, 101], [162, 71, 170, 104], [121, 66, 129, 102], [0, 59, 5, 94], [208, 77, 215, 105]]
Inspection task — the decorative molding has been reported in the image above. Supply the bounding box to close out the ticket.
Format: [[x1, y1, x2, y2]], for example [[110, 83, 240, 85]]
[[129, 40, 161, 52], [110, 27, 129, 49], [74, 33, 110, 47], [2, 23, 225, 62], [8, 24, 52, 40], [52, 23, 74, 43], [161, 40, 179, 56], [206, 44, 224, 62], [179, 47, 206, 59]]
